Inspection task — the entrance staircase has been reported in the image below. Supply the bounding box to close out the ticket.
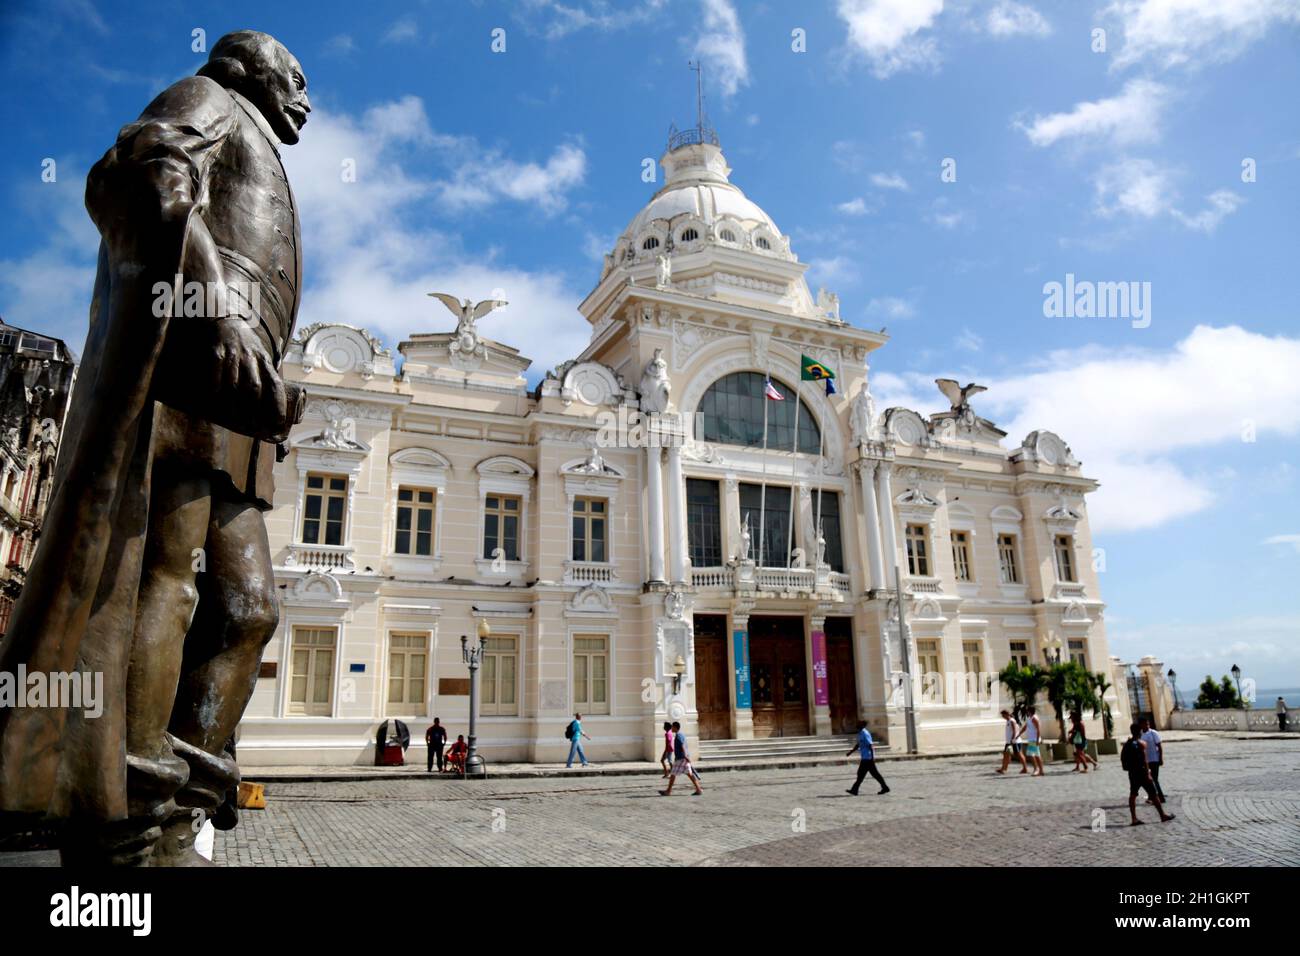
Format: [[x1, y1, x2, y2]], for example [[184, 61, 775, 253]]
[[697, 734, 881, 763]]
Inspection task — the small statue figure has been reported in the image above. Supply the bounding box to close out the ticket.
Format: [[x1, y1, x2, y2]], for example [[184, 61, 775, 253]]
[[739, 513, 752, 562], [656, 252, 672, 288], [815, 522, 828, 569], [850, 383, 877, 447], [639, 347, 672, 414], [791, 547, 807, 570], [816, 287, 840, 321]]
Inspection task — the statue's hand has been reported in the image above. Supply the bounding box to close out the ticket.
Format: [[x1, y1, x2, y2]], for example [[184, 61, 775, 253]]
[[212, 320, 288, 428]]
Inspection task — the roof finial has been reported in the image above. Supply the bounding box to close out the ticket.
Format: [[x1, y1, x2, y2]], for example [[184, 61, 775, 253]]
[[670, 60, 719, 151]]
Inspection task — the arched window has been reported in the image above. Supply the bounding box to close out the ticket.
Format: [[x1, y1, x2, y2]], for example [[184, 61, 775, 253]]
[[719, 229, 737, 242], [641, 236, 660, 251], [697, 372, 820, 454], [755, 236, 772, 250], [680, 227, 699, 242]]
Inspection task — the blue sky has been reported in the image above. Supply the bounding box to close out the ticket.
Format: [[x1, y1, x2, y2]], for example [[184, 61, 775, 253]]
[[1, 0, 1298, 685]]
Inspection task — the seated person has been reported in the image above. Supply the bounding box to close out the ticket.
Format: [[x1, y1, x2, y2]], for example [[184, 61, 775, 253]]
[[444, 735, 468, 772]]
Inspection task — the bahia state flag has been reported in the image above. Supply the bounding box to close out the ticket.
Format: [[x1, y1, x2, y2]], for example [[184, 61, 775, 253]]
[[801, 355, 835, 382], [764, 377, 784, 400]]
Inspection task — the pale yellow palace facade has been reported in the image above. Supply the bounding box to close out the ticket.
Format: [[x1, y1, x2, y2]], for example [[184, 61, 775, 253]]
[[237, 131, 1123, 767]]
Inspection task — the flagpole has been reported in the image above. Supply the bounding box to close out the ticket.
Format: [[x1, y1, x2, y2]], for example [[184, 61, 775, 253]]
[[815, 381, 826, 567], [758, 363, 770, 567], [786, 377, 800, 569]]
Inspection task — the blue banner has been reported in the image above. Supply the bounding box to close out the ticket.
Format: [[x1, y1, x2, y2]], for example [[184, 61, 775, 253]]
[[733, 629, 751, 708]]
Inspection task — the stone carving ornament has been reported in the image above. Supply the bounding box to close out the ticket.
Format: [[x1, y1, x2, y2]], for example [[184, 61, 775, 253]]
[[640, 348, 672, 413]]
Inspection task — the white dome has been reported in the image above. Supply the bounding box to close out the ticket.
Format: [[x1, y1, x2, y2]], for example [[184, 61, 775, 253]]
[[620, 141, 783, 246]]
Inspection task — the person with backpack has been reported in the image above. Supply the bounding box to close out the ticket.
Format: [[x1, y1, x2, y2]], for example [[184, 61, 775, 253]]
[[1139, 717, 1166, 802], [565, 712, 592, 768], [1069, 710, 1098, 773], [659, 721, 703, 796], [1122, 722, 1175, 826]]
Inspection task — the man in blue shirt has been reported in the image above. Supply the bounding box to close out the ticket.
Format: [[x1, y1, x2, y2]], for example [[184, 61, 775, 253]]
[[846, 720, 890, 796]]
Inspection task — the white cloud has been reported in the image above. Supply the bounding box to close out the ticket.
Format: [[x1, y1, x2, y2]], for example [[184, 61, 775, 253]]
[[1171, 189, 1245, 233], [282, 98, 591, 378], [691, 0, 749, 98], [324, 34, 356, 57], [985, 1, 1052, 36], [877, 326, 1300, 533], [1107, 615, 1300, 687], [869, 171, 909, 191], [955, 328, 984, 352], [1093, 161, 1245, 232], [382, 18, 419, 44], [437, 143, 587, 215], [1019, 79, 1168, 148], [837, 197, 874, 216], [1093, 158, 1174, 218], [1104, 0, 1300, 71], [865, 296, 917, 320], [926, 197, 968, 229], [1264, 534, 1300, 554], [808, 256, 858, 285], [522, 0, 671, 39], [837, 0, 945, 78]]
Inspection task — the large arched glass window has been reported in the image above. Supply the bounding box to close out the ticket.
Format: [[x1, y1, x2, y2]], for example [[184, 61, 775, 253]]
[[697, 372, 820, 454]]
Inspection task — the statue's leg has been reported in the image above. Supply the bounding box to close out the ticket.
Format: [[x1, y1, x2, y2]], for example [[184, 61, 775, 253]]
[[153, 489, 277, 866], [70, 463, 211, 866]]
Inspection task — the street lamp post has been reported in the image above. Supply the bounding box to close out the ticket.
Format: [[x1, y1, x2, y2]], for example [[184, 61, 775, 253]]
[[1167, 668, 1179, 711], [460, 618, 491, 778], [1231, 664, 1243, 710]]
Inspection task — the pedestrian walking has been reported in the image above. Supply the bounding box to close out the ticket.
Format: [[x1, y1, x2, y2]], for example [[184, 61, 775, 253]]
[[1139, 717, 1165, 801], [845, 720, 889, 795], [1277, 697, 1289, 733], [659, 721, 703, 796], [1069, 710, 1098, 772], [1122, 722, 1175, 826], [996, 709, 1028, 775], [1022, 706, 1045, 776], [565, 712, 591, 768], [425, 717, 448, 773], [660, 721, 674, 778]]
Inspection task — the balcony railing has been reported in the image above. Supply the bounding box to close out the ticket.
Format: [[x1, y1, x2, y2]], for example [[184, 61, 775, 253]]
[[563, 561, 617, 585], [1052, 582, 1087, 600], [690, 565, 851, 598], [284, 543, 356, 572], [691, 566, 734, 589]]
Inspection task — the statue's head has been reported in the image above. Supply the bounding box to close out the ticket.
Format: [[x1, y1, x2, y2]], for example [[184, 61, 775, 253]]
[[198, 31, 310, 145]]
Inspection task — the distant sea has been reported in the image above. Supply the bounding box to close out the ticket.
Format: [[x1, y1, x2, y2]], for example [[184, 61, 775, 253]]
[[1253, 688, 1300, 709]]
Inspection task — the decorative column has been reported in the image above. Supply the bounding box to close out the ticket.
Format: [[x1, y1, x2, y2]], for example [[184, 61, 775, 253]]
[[666, 444, 688, 584], [729, 604, 754, 739], [875, 462, 899, 575], [646, 447, 666, 583], [857, 460, 886, 592]]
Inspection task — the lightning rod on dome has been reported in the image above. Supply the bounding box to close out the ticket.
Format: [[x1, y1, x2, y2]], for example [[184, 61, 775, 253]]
[[670, 59, 718, 151]]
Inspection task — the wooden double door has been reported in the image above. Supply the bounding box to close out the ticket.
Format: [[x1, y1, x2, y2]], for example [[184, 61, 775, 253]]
[[750, 616, 810, 738], [826, 617, 858, 734], [693, 615, 731, 741]]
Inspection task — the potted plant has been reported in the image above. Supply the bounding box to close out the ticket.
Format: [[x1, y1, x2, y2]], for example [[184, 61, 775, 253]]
[[998, 661, 1047, 754], [1046, 661, 1098, 761]]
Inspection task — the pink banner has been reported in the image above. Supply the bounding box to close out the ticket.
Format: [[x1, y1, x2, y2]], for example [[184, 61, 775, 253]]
[[811, 629, 828, 706]]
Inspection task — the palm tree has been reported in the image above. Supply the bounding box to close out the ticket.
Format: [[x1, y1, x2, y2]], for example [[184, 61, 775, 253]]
[[998, 661, 1047, 722], [1046, 661, 1099, 743]]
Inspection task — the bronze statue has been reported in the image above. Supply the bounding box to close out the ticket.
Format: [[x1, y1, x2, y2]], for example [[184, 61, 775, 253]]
[[0, 30, 310, 865]]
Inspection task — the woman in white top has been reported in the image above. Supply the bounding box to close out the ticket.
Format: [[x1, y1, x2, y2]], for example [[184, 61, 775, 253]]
[[1021, 706, 1045, 776], [996, 709, 1028, 774]]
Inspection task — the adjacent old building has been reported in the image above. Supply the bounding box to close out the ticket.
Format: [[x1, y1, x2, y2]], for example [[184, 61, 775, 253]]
[[238, 126, 1120, 767], [0, 319, 76, 635]]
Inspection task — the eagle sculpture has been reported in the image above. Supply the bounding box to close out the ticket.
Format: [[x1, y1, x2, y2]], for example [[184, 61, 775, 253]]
[[935, 378, 987, 412], [427, 293, 509, 329]]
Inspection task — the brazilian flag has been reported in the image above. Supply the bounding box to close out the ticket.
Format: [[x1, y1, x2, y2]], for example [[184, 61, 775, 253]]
[[801, 355, 835, 382]]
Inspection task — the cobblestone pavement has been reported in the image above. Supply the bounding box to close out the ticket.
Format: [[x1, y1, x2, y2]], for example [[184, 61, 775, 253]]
[[214, 737, 1300, 867]]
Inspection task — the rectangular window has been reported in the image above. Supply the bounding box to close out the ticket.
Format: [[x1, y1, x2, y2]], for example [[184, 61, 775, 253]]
[[387, 633, 428, 714], [481, 635, 518, 716], [951, 530, 972, 582], [1068, 639, 1088, 668], [302, 473, 347, 545], [1054, 534, 1076, 582], [1009, 640, 1030, 669], [483, 494, 521, 561], [573, 634, 610, 714], [905, 524, 930, 577], [686, 478, 722, 567], [916, 638, 944, 703], [997, 533, 1020, 584], [740, 483, 791, 567], [394, 487, 435, 556], [809, 490, 844, 572], [962, 640, 984, 677], [1054, 534, 1077, 582], [571, 496, 608, 563], [289, 627, 336, 716]]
